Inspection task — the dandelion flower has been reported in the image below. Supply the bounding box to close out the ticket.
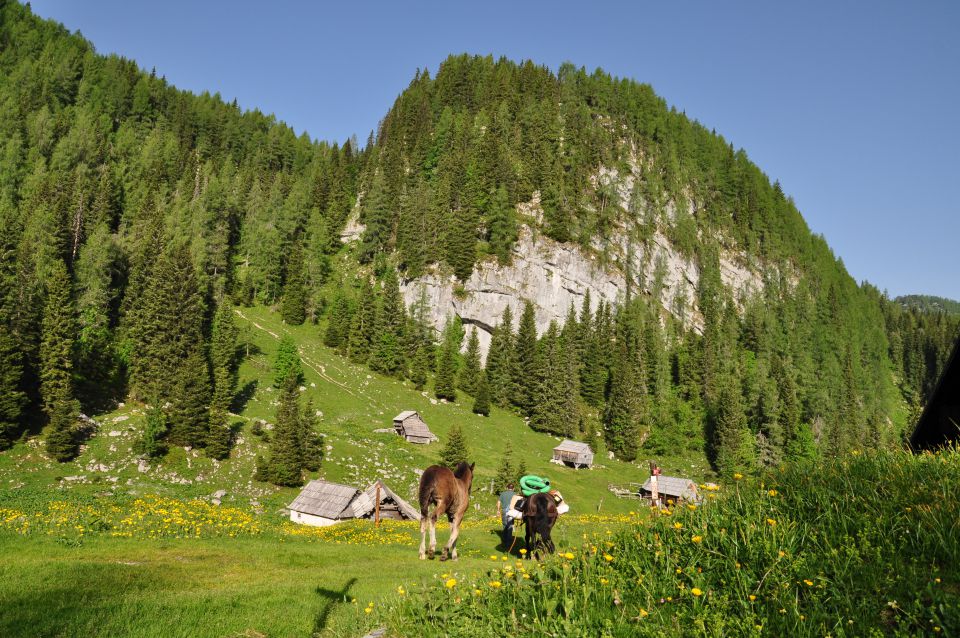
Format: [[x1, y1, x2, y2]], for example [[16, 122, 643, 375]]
[[691, 535, 703, 544], [804, 579, 813, 586], [563, 552, 575, 559], [691, 588, 703, 597], [733, 473, 743, 480], [604, 553, 614, 562], [768, 489, 778, 497], [489, 581, 502, 588], [445, 578, 457, 589], [599, 577, 609, 585], [639, 608, 649, 618], [490, 555, 498, 560], [749, 595, 756, 601], [519, 548, 527, 555], [766, 518, 777, 526], [364, 607, 372, 614], [673, 522, 683, 529]]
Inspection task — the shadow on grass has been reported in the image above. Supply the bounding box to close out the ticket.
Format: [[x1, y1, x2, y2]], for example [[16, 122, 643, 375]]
[[230, 379, 258, 413], [312, 576, 357, 635]]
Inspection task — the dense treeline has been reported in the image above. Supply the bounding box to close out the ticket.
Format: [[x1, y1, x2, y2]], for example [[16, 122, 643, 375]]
[[0, 2, 361, 461], [0, 4, 955, 480], [895, 294, 960, 317]]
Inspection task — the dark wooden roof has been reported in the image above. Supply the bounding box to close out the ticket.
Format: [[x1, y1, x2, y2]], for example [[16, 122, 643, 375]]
[[911, 333, 960, 451], [349, 480, 421, 520]]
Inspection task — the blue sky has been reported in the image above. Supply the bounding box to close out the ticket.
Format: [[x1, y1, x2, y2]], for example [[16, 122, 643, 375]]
[[29, 1, 960, 300]]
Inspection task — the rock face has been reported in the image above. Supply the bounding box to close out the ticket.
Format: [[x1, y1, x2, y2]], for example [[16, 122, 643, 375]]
[[351, 154, 771, 360], [401, 221, 766, 360]]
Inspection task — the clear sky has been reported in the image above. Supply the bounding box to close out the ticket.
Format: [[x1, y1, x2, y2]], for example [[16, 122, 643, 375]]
[[28, 1, 960, 301]]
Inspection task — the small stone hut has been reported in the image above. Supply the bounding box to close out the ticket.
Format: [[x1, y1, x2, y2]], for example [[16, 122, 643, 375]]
[[639, 475, 700, 504], [552, 440, 594, 468], [393, 410, 438, 444], [288, 480, 360, 527]]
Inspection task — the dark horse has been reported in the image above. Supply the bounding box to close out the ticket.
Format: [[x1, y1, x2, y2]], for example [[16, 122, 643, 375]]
[[523, 491, 559, 558], [418, 461, 474, 561]]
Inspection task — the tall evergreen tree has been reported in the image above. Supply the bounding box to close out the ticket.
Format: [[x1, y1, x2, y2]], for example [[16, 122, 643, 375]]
[[438, 423, 470, 469], [485, 305, 516, 407], [369, 267, 406, 377], [709, 371, 756, 476], [458, 329, 482, 395], [512, 300, 539, 415], [0, 326, 25, 449], [210, 300, 240, 413], [348, 278, 377, 364], [273, 335, 303, 388], [280, 240, 307, 325], [473, 370, 491, 416], [434, 324, 459, 402], [299, 397, 324, 473], [40, 260, 80, 461], [493, 443, 515, 493], [264, 370, 305, 486]]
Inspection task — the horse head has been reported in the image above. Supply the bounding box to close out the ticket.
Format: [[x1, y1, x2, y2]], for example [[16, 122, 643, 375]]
[[454, 461, 475, 493]]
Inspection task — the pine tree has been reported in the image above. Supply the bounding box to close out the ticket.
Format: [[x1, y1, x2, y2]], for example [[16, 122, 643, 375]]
[[487, 184, 516, 263], [458, 329, 482, 395], [134, 405, 168, 459], [280, 240, 307, 325], [709, 371, 756, 476], [299, 398, 324, 472], [273, 335, 303, 388], [514, 458, 527, 486], [494, 443, 514, 493], [434, 337, 458, 402], [369, 268, 406, 377], [210, 300, 240, 413], [0, 327, 25, 449], [439, 423, 470, 469], [266, 370, 305, 486], [167, 346, 213, 447], [205, 406, 232, 460], [410, 343, 430, 391], [348, 278, 377, 363], [323, 291, 353, 351], [485, 305, 516, 407], [513, 300, 538, 415], [531, 323, 569, 435], [473, 370, 491, 416], [41, 260, 80, 461], [603, 339, 646, 462]]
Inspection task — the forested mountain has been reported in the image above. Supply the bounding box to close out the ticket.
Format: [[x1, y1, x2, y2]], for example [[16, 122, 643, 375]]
[[1, 2, 956, 479], [896, 295, 960, 316]]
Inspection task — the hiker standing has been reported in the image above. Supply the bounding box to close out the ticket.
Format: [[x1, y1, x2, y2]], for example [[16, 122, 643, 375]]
[[496, 482, 516, 547]]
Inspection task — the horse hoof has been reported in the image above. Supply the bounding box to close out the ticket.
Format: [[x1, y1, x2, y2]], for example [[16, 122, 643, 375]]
[[439, 554, 448, 562], [419, 553, 425, 560]]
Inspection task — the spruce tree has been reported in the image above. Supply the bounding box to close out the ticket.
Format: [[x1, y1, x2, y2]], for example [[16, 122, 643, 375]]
[[458, 329, 482, 395], [323, 291, 353, 351], [709, 372, 756, 476], [205, 406, 232, 460], [41, 260, 80, 461], [369, 268, 406, 377], [348, 278, 377, 364], [513, 300, 538, 415], [0, 319, 26, 449], [273, 335, 303, 388], [280, 240, 307, 325], [167, 346, 213, 447], [494, 443, 514, 493], [410, 343, 430, 391], [210, 300, 240, 413], [434, 336, 458, 402], [134, 405, 168, 459], [487, 184, 516, 263], [266, 370, 305, 487], [602, 339, 646, 462], [485, 305, 516, 407], [439, 423, 470, 469], [473, 370, 491, 416], [299, 398, 324, 472]]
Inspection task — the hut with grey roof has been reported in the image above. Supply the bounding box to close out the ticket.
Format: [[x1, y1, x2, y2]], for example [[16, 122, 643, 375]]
[[393, 410, 438, 444], [287, 480, 360, 527], [639, 475, 700, 505], [552, 440, 594, 468]]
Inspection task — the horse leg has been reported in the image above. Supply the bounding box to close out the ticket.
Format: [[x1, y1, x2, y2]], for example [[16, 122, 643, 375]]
[[428, 502, 441, 559], [524, 519, 533, 559], [419, 509, 428, 560], [442, 512, 462, 561]]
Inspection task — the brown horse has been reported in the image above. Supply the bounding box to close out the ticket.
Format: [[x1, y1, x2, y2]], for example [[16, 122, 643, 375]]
[[522, 491, 559, 559], [418, 461, 474, 561]]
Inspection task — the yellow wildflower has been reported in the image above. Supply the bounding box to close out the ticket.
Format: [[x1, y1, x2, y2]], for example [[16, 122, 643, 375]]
[[768, 489, 778, 497], [489, 581, 502, 588], [673, 522, 683, 530], [804, 579, 813, 586], [733, 473, 743, 480], [749, 594, 756, 601], [639, 608, 649, 618], [766, 518, 777, 526], [599, 577, 609, 585], [691, 588, 703, 597], [563, 552, 575, 559], [604, 553, 614, 562], [445, 578, 457, 589], [691, 535, 703, 544], [519, 548, 527, 555]]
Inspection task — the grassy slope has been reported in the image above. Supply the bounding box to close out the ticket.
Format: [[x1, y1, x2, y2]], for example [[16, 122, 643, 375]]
[[0, 304, 709, 637]]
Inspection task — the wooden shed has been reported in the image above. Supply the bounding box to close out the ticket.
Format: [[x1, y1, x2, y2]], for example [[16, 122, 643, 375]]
[[348, 480, 421, 521], [393, 410, 438, 444], [552, 440, 594, 468], [911, 333, 960, 451], [288, 480, 360, 527], [639, 475, 700, 505]]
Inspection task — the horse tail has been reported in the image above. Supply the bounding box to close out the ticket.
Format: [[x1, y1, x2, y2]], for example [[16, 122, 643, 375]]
[[418, 469, 437, 515]]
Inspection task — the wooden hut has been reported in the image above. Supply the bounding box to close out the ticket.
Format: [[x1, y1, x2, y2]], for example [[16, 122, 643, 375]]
[[288, 480, 360, 527], [911, 334, 960, 451], [639, 475, 700, 504], [393, 410, 438, 444], [348, 480, 421, 521], [552, 440, 594, 468]]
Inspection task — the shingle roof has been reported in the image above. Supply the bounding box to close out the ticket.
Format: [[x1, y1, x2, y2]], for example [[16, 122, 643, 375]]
[[393, 410, 418, 422], [640, 475, 700, 501], [402, 419, 436, 439], [554, 440, 593, 454], [349, 480, 421, 520], [288, 480, 360, 519]]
